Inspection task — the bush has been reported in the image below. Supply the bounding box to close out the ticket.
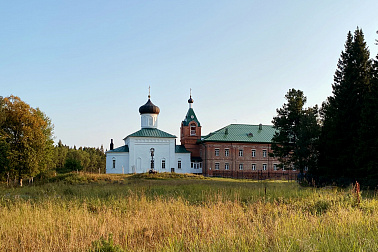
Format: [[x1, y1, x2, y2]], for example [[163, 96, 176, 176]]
[[90, 234, 123, 252]]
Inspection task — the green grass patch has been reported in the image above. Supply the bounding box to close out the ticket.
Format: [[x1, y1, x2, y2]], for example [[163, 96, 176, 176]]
[[0, 173, 377, 251]]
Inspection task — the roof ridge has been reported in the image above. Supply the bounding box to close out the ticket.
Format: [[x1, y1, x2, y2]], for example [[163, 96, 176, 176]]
[[228, 123, 272, 126], [124, 128, 176, 139]]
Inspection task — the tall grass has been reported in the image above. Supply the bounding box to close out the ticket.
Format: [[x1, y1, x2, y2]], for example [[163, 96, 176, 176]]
[[0, 173, 377, 251]]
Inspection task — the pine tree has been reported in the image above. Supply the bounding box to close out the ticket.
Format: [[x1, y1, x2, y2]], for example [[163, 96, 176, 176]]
[[318, 28, 372, 179], [356, 46, 378, 179], [271, 89, 320, 174]]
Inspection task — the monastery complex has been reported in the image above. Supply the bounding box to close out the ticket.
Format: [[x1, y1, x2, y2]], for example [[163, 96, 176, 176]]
[[106, 92, 296, 178]]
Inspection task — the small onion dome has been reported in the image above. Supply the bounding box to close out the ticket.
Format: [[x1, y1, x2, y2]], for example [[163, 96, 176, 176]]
[[188, 96, 194, 104], [139, 98, 160, 114]]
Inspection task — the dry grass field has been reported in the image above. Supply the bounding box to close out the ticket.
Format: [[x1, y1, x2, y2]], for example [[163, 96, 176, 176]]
[[0, 173, 377, 251]]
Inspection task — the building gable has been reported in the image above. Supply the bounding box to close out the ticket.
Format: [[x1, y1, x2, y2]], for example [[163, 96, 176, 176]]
[[182, 108, 201, 127]]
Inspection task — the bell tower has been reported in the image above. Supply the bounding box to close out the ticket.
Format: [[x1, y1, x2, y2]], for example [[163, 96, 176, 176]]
[[180, 90, 201, 157]]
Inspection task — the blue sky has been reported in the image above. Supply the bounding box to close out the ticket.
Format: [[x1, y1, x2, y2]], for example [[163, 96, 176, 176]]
[[1, 1, 378, 149]]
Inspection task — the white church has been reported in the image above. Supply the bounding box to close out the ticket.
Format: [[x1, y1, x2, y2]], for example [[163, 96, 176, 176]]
[[106, 93, 200, 174]]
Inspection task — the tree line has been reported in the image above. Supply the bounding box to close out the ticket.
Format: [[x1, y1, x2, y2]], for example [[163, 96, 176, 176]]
[[1, 28, 377, 187], [271, 28, 378, 186], [0, 96, 105, 186]]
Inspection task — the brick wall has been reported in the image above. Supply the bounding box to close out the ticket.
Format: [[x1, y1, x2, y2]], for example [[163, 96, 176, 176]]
[[200, 142, 280, 176], [180, 122, 201, 157]]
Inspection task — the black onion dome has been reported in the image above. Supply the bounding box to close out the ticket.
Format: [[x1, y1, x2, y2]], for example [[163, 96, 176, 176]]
[[139, 99, 160, 114], [188, 96, 194, 104]]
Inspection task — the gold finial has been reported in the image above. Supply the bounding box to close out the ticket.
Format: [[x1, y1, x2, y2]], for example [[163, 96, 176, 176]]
[[148, 86, 151, 99]]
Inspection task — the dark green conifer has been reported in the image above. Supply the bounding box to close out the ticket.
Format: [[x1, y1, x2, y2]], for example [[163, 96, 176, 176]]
[[318, 28, 372, 179]]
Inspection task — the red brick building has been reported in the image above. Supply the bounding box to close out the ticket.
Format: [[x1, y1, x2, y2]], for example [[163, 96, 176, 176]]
[[198, 124, 280, 177], [180, 94, 298, 179]]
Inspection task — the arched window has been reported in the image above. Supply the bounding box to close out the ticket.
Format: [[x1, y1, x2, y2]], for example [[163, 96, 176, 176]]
[[112, 157, 116, 169], [190, 123, 196, 136]]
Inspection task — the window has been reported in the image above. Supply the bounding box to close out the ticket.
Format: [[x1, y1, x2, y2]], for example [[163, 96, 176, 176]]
[[215, 148, 220, 156], [149, 116, 153, 126], [263, 149, 267, 157], [273, 164, 278, 171], [112, 159, 116, 169], [263, 164, 267, 171], [252, 149, 256, 157], [252, 164, 256, 171], [162, 160, 166, 169], [191, 162, 194, 168], [239, 149, 243, 157], [199, 162, 202, 168], [225, 148, 229, 156], [215, 163, 220, 170], [225, 163, 229, 170], [239, 164, 243, 170], [190, 124, 196, 135], [178, 160, 182, 169]]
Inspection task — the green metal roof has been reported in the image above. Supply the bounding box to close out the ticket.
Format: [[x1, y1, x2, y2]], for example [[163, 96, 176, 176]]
[[175, 145, 190, 153], [201, 124, 276, 143], [191, 156, 202, 162], [125, 128, 176, 139], [107, 145, 129, 153], [182, 108, 201, 126]]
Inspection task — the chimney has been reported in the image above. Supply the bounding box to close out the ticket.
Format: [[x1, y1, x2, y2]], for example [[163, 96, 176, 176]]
[[110, 139, 114, 150], [259, 124, 262, 130]]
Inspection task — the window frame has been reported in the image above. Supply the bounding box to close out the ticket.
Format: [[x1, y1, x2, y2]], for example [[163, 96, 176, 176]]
[[215, 148, 220, 156], [215, 162, 220, 170], [190, 124, 196, 136], [263, 163, 267, 171], [263, 149, 267, 158], [239, 149, 243, 157], [225, 148, 229, 157]]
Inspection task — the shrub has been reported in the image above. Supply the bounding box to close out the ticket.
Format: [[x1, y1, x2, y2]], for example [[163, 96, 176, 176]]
[[90, 234, 123, 252]]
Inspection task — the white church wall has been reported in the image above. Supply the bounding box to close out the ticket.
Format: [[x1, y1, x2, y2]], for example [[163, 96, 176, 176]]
[[106, 152, 129, 174], [127, 137, 176, 173], [175, 153, 191, 173]]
